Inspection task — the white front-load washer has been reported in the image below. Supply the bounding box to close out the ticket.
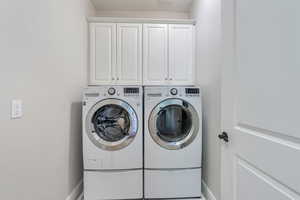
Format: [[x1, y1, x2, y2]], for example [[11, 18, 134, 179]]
[[144, 86, 202, 199], [82, 86, 143, 200]]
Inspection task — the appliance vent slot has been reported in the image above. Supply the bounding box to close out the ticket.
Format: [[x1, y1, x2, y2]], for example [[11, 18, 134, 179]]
[[124, 88, 139, 94], [185, 88, 200, 94], [85, 93, 99, 97], [147, 93, 162, 97]]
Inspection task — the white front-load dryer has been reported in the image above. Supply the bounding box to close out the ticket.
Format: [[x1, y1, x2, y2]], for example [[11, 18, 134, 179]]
[[82, 86, 143, 200], [144, 86, 202, 199]]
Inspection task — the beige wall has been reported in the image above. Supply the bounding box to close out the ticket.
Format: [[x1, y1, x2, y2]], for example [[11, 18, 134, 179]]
[[190, 0, 221, 199], [0, 0, 95, 199], [0, 0, 221, 199]]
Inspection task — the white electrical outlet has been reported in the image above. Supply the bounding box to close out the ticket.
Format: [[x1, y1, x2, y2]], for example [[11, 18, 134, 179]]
[[11, 100, 22, 119]]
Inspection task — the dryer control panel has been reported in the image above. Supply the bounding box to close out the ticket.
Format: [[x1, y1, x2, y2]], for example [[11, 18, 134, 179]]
[[145, 87, 200, 99], [185, 88, 200, 96]]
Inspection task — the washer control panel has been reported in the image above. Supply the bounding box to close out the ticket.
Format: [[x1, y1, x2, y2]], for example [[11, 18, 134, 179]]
[[108, 87, 116, 95], [124, 88, 139, 94], [84, 86, 142, 102]]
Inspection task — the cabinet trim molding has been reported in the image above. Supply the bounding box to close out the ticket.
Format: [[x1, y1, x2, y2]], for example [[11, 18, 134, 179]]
[[87, 17, 196, 25]]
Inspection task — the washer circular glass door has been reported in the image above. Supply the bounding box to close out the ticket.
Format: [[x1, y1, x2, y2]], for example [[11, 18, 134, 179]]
[[148, 98, 199, 150], [86, 99, 138, 151]]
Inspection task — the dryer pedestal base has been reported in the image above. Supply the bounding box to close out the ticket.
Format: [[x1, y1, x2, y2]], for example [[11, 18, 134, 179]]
[[84, 169, 143, 200], [145, 168, 202, 199]]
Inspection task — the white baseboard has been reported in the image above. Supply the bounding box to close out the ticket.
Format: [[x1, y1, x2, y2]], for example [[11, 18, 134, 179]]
[[66, 179, 83, 200], [202, 180, 217, 200]]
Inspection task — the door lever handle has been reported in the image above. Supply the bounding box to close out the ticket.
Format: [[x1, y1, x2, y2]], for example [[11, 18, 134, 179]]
[[218, 132, 229, 142]]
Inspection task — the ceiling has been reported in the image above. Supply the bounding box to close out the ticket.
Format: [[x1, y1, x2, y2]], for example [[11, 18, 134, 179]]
[[91, 0, 195, 12]]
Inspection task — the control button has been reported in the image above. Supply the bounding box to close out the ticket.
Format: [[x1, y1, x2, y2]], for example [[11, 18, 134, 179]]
[[108, 88, 116, 95], [170, 88, 178, 95]]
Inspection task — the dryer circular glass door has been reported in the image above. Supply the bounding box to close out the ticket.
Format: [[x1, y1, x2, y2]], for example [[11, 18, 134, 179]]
[[148, 98, 199, 150], [86, 99, 138, 151]]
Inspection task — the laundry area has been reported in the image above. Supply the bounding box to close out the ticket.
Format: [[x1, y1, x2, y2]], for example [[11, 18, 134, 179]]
[[1, 0, 299, 200], [83, 0, 207, 199]]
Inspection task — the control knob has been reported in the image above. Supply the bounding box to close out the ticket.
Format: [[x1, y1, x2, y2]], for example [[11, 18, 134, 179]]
[[108, 88, 116, 95], [170, 88, 178, 95]]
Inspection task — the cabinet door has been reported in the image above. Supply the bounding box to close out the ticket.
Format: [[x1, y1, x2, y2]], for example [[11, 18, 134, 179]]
[[169, 24, 195, 85], [90, 23, 116, 85], [143, 24, 169, 85], [117, 23, 142, 85]]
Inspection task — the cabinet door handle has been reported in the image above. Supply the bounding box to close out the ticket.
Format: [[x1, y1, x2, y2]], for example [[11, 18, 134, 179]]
[[112, 77, 115, 80], [117, 77, 119, 80], [165, 77, 168, 80], [169, 78, 173, 80]]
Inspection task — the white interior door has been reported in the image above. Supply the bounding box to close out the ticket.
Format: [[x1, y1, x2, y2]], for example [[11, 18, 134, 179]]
[[90, 23, 116, 85], [143, 24, 169, 85], [221, 0, 300, 200], [117, 23, 142, 85], [169, 24, 195, 85]]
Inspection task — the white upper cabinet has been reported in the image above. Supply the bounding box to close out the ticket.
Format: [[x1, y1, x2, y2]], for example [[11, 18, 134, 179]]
[[169, 24, 195, 85], [90, 23, 142, 85], [90, 23, 116, 85], [90, 22, 195, 86], [117, 24, 142, 85], [143, 24, 169, 85], [143, 24, 195, 85]]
